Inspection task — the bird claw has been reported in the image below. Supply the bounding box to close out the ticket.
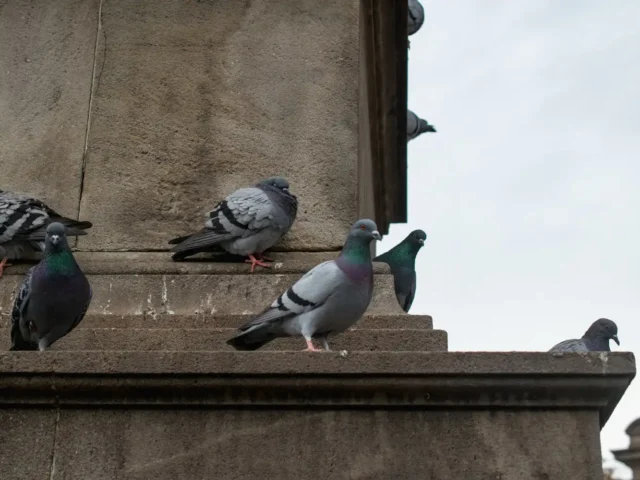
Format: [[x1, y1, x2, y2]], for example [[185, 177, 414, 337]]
[[245, 254, 272, 273], [302, 346, 324, 352], [0, 258, 11, 278], [303, 339, 323, 352]]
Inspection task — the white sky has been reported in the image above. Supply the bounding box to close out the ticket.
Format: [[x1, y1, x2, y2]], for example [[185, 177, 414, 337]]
[[377, 2, 640, 478]]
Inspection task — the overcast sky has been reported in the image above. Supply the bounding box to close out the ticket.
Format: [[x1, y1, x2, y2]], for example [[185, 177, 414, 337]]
[[376, 2, 640, 478]]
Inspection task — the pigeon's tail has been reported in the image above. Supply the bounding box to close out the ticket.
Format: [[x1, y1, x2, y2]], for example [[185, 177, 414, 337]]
[[54, 218, 93, 235], [169, 230, 227, 261], [23, 218, 92, 241], [9, 325, 38, 351], [226, 324, 279, 351]]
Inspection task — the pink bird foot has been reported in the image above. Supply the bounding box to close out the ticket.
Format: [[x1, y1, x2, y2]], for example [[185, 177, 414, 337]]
[[245, 254, 272, 273]]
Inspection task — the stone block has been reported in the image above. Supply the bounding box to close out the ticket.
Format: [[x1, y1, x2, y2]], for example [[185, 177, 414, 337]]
[[78, 0, 360, 251], [0, 0, 99, 217]]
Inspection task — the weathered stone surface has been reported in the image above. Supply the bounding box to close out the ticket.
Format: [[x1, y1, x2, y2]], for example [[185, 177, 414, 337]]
[[0, 327, 448, 352], [0, 253, 405, 315], [78, 0, 360, 251], [0, 313, 434, 330], [44, 409, 601, 480], [0, 0, 99, 217], [0, 409, 57, 480], [0, 271, 404, 316], [0, 352, 634, 479], [0, 351, 633, 378]]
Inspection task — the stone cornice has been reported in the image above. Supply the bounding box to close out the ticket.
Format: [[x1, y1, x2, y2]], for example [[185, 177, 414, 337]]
[[362, 0, 408, 233], [0, 351, 634, 428]]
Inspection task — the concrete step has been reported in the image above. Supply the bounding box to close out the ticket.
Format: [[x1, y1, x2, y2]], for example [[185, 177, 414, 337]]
[[0, 252, 406, 316], [0, 328, 448, 352], [0, 313, 434, 330]]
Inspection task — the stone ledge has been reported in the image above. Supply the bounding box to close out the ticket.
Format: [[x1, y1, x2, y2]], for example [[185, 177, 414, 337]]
[[0, 328, 449, 352], [0, 351, 633, 427], [0, 313, 434, 330], [1, 251, 390, 275], [0, 270, 404, 316]]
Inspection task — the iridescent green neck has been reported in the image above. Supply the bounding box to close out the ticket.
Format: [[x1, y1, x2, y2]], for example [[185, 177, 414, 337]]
[[44, 250, 76, 275], [378, 241, 419, 269], [340, 236, 372, 264]]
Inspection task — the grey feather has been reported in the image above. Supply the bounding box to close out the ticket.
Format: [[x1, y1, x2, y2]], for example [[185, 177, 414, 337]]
[[170, 177, 297, 260], [408, 0, 425, 36], [227, 219, 382, 351], [549, 318, 619, 353], [0, 190, 92, 262], [407, 110, 436, 141]]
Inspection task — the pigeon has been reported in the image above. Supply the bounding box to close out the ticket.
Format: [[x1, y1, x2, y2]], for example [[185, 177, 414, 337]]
[[408, 0, 425, 36], [169, 176, 298, 272], [373, 229, 426, 313], [0, 190, 92, 278], [226, 219, 381, 351], [407, 110, 436, 141], [10, 222, 92, 351], [548, 318, 620, 353]]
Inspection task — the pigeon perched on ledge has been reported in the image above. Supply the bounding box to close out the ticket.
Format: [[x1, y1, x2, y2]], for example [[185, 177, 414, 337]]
[[548, 318, 620, 353], [169, 176, 297, 272], [0, 190, 92, 277], [374, 229, 426, 313], [10, 222, 92, 351], [408, 0, 425, 36], [226, 219, 381, 351], [407, 110, 436, 141]]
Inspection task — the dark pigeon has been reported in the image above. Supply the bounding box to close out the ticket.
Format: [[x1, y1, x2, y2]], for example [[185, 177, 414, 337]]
[[169, 176, 297, 272], [549, 318, 620, 353], [0, 190, 92, 277], [227, 219, 381, 351], [10, 222, 92, 351], [374, 229, 426, 313]]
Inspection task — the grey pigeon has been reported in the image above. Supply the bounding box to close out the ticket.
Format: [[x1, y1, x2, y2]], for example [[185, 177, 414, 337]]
[[408, 0, 425, 36], [0, 190, 92, 277], [548, 318, 620, 353], [407, 110, 436, 141], [169, 176, 297, 272], [10, 222, 92, 351], [227, 219, 381, 351], [373, 229, 426, 313]]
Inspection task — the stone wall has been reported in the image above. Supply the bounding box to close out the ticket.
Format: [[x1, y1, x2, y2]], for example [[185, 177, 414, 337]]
[[1, 0, 360, 252]]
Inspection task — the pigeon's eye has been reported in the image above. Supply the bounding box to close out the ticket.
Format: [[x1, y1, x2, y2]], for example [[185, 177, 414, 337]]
[[359, 225, 366, 231]]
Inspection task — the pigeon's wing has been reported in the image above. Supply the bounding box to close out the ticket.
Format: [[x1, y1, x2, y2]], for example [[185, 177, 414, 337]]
[[396, 270, 417, 313], [0, 193, 50, 244], [0, 192, 91, 244], [237, 260, 345, 330], [548, 339, 588, 353], [9, 267, 37, 351], [169, 187, 276, 252], [68, 284, 92, 334]]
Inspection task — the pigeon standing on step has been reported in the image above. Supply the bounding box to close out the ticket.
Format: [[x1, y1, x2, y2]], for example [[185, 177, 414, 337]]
[[169, 176, 297, 272], [10, 222, 92, 351], [0, 190, 92, 278], [548, 318, 620, 353], [226, 219, 381, 351], [373, 229, 426, 313]]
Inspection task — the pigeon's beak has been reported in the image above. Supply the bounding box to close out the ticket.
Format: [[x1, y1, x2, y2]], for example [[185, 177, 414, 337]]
[[418, 239, 424, 246], [282, 187, 289, 193], [372, 231, 381, 241], [612, 335, 620, 346], [51, 235, 60, 245]]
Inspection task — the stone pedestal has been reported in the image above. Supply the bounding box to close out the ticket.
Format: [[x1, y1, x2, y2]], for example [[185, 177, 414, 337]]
[[613, 418, 640, 479], [0, 352, 635, 480], [0, 2, 636, 479]]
